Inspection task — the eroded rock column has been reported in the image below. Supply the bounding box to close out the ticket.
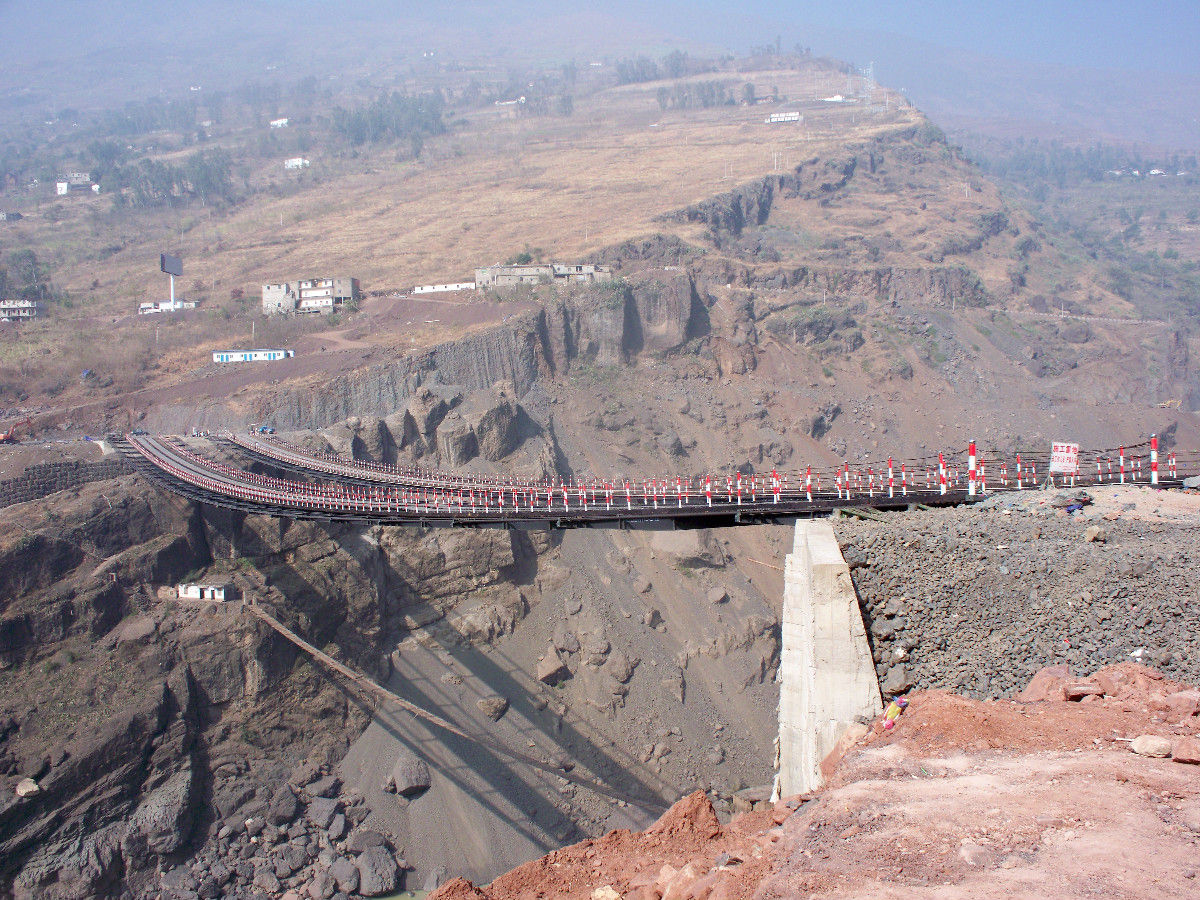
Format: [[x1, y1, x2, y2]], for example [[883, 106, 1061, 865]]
[[778, 520, 881, 796]]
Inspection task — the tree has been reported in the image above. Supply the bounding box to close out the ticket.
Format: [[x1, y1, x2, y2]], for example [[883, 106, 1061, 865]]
[[8, 249, 48, 301], [742, 82, 756, 106], [556, 94, 574, 117], [662, 50, 689, 79]]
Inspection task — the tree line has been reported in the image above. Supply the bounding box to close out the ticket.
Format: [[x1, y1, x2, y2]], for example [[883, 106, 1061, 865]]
[[331, 91, 446, 155], [655, 81, 739, 111], [964, 136, 1199, 189]]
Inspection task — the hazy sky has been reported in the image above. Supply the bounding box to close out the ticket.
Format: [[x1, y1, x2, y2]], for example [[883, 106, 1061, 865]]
[[6, 1, 1199, 76], [3, 1, 1199, 146], [667, 0, 1200, 75]]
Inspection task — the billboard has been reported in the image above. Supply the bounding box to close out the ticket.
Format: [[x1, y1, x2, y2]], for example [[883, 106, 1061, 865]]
[[1049, 441, 1080, 474], [160, 253, 182, 277]]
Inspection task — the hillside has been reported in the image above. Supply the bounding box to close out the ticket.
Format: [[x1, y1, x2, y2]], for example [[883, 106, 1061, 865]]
[[4, 51, 1194, 440]]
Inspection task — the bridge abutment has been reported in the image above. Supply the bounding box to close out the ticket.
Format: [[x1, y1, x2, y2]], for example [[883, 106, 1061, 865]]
[[777, 520, 882, 796]]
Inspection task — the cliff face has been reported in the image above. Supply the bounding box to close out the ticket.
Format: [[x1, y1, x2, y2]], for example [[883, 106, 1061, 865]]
[[156, 273, 709, 434], [0, 413, 578, 898]]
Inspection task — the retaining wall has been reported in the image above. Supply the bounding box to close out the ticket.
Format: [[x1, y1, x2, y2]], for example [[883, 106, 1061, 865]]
[[0, 459, 132, 510]]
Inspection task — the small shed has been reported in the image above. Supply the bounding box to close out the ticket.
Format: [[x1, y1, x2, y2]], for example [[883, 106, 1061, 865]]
[[177, 583, 235, 602]]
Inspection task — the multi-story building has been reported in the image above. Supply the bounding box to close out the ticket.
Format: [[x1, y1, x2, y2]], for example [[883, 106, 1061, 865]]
[[474, 263, 613, 287], [0, 299, 42, 322], [262, 277, 360, 315]]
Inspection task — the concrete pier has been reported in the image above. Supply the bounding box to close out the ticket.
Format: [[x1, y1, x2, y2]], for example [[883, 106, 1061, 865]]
[[778, 520, 882, 796]]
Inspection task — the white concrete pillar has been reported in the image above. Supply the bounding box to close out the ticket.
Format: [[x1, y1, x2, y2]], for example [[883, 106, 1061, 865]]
[[777, 520, 882, 797]]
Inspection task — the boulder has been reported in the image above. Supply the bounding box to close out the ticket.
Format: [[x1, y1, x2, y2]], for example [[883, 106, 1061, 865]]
[[476, 696, 509, 721], [881, 664, 914, 696], [346, 829, 388, 853], [268, 784, 301, 825], [327, 812, 347, 841], [605, 652, 637, 684], [1172, 736, 1200, 764], [306, 871, 335, 900], [307, 775, 341, 798], [306, 797, 338, 829], [356, 845, 399, 896], [552, 627, 580, 654], [1130, 734, 1172, 758], [330, 856, 359, 894], [391, 752, 432, 797], [14, 777, 40, 798], [537, 650, 571, 685], [274, 843, 307, 878], [253, 869, 282, 893]]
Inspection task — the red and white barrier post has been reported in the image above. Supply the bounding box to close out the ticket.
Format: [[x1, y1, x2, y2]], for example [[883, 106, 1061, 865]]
[[938, 452, 948, 495], [1151, 434, 1159, 485], [968, 441, 977, 497], [1119, 446, 1125, 484], [888, 457, 894, 498], [805, 465, 813, 502]]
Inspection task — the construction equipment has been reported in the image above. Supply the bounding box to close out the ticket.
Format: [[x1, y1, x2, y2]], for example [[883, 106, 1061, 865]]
[[0, 418, 32, 444]]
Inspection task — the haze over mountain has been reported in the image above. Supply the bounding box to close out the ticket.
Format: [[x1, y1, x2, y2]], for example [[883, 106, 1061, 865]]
[[4, 1, 1199, 148]]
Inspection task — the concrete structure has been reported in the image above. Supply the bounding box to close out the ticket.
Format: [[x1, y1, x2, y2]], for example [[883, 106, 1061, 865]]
[[413, 282, 476, 294], [269, 117, 289, 128], [56, 172, 96, 196], [0, 299, 43, 322], [475, 263, 613, 288], [284, 157, 310, 170], [777, 520, 882, 796], [262, 277, 360, 315], [766, 111, 802, 124], [138, 299, 197, 315], [177, 583, 234, 601], [212, 349, 294, 363]]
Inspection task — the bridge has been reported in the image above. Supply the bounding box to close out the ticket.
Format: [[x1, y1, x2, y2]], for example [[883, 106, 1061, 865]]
[[116, 431, 1187, 529], [112, 428, 1196, 808]]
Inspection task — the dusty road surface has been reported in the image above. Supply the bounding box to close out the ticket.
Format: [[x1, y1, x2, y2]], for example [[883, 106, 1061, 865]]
[[433, 663, 1200, 900]]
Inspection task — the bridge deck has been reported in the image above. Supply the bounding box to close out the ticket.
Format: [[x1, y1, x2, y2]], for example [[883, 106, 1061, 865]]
[[117, 434, 987, 529]]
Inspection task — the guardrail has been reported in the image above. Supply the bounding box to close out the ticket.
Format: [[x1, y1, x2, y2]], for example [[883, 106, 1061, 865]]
[[119, 432, 1191, 530]]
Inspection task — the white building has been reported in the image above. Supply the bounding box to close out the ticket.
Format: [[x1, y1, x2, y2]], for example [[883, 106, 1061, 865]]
[[177, 583, 233, 601], [270, 117, 289, 128], [0, 299, 42, 321], [413, 282, 476, 294], [212, 349, 294, 363], [766, 111, 802, 124], [138, 299, 197, 315], [262, 276, 360, 315], [284, 157, 310, 170]]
